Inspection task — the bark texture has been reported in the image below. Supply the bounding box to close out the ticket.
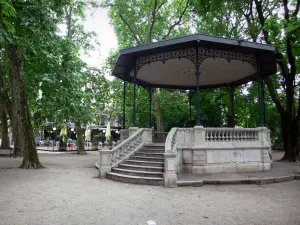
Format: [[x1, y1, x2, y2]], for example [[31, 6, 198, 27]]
[[0, 109, 10, 149], [59, 137, 67, 151], [75, 121, 85, 155], [6, 45, 43, 168], [0, 67, 21, 156]]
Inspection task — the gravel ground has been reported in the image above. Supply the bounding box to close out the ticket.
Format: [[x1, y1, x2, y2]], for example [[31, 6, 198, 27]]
[[0, 152, 299, 225]]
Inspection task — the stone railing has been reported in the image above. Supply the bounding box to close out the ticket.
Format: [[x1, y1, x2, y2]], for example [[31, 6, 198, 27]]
[[165, 128, 178, 152], [163, 126, 272, 187], [98, 128, 153, 177], [205, 128, 259, 142], [120, 129, 129, 142], [163, 128, 179, 187]]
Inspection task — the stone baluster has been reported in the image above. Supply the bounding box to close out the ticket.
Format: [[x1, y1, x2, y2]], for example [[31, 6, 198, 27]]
[[217, 131, 221, 142], [222, 131, 225, 142], [239, 131, 242, 141]]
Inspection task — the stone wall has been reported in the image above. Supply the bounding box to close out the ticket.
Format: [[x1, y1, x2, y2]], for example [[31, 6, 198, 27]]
[[164, 126, 272, 187]]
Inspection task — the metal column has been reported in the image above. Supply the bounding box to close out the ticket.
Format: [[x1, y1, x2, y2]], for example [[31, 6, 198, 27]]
[[148, 87, 152, 128], [230, 85, 236, 127], [133, 67, 137, 127], [195, 47, 201, 126], [122, 81, 126, 129]]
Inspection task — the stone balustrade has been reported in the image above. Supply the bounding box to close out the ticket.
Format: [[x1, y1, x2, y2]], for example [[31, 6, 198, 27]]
[[205, 128, 259, 142], [164, 126, 272, 187], [163, 128, 178, 187], [120, 129, 129, 142], [98, 128, 153, 178]]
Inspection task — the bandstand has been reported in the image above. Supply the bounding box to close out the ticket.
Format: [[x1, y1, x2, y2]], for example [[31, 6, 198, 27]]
[[98, 34, 276, 187]]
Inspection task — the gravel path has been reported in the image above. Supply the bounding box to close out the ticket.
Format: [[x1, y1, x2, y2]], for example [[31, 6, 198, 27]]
[[0, 153, 299, 225]]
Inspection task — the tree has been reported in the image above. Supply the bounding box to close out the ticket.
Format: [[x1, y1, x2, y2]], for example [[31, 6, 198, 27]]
[[105, 0, 191, 132], [190, 0, 300, 161], [0, 0, 79, 167]]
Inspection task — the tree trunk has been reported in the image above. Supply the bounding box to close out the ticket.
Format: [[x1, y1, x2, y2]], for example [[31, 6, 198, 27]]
[[153, 89, 164, 132], [75, 121, 85, 155], [59, 137, 67, 151], [0, 109, 10, 149], [10, 103, 22, 157], [0, 67, 21, 156], [280, 118, 299, 162], [6, 45, 43, 168]]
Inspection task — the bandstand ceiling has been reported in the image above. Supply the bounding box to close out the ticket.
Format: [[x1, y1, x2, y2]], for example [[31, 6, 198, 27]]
[[112, 34, 276, 90]]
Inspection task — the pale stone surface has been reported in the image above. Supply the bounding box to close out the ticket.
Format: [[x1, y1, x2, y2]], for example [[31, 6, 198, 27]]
[[164, 153, 177, 187], [129, 127, 139, 136], [98, 128, 153, 177], [182, 150, 192, 164], [164, 127, 273, 177], [163, 172, 177, 188]]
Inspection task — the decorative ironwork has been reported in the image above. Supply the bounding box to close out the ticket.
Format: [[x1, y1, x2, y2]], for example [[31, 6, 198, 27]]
[[198, 47, 257, 71], [135, 46, 257, 73], [136, 47, 197, 72]]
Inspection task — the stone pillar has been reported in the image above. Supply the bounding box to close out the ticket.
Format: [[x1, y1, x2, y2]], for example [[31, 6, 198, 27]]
[[142, 128, 153, 144], [129, 127, 139, 136], [98, 149, 112, 178], [193, 126, 205, 146], [163, 152, 177, 187], [258, 127, 272, 170], [258, 127, 269, 147]]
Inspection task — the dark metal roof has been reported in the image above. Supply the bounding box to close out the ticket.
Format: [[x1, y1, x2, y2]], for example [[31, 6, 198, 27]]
[[112, 34, 277, 89]]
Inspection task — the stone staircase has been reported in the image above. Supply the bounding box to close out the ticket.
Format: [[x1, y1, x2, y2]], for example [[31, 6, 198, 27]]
[[106, 143, 165, 185]]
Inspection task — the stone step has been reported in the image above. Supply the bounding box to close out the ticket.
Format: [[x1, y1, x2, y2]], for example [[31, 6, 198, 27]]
[[124, 159, 164, 167], [142, 145, 165, 148], [111, 168, 163, 178], [144, 143, 165, 147], [119, 163, 164, 172], [143, 146, 164, 149], [130, 156, 164, 162], [139, 149, 165, 153], [135, 152, 164, 157], [106, 172, 163, 185]]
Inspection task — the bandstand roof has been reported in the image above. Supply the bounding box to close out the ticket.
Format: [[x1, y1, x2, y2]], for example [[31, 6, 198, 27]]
[[112, 34, 277, 90]]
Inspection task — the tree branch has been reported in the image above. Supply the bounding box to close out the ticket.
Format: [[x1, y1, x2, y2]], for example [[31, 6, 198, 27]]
[[162, 0, 189, 40], [243, 0, 257, 41], [264, 77, 285, 117], [254, 0, 272, 44], [293, 0, 300, 17], [148, 0, 158, 43], [283, 0, 297, 78], [119, 11, 142, 45]]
